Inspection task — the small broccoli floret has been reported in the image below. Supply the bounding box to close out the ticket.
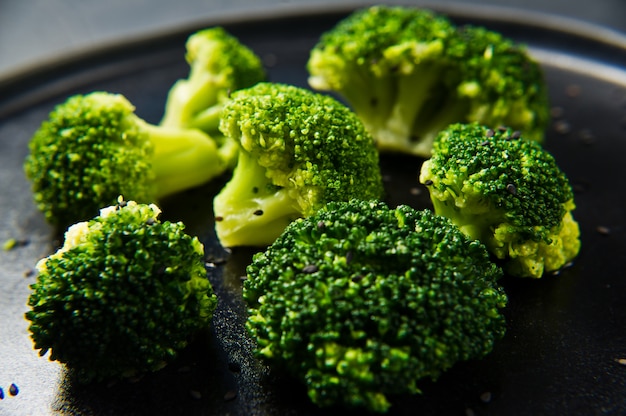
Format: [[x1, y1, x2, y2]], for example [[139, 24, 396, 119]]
[[160, 27, 266, 167], [213, 82, 384, 247], [307, 5, 549, 157], [244, 199, 507, 413], [25, 198, 217, 383], [419, 122, 581, 278], [24, 91, 229, 228]]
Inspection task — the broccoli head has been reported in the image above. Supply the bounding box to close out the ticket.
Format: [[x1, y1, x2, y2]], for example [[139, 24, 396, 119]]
[[160, 26, 266, 167], [307, 5, 549, 157], [24, 91, 229, 228], [419, 122, 581, 278], [244, 199, 507, 413], [213, 82, 384, 247], [26, 198, 217, 383]]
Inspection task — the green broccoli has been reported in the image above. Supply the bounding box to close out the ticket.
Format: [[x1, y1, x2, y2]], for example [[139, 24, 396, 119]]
[[419, 122, 581, 278], [212, 82, 384, 248], [243, 199, 507, 413], [307, 5, 549, 157], [25, 198, 217, 383], [160, 26, 266, 167], [24, 91, 229, 229]]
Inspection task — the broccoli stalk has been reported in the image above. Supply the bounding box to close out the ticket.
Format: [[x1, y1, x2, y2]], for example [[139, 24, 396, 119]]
[[244, 199, 507, 412], [213, 149, 302, 247], [138, 118, 223, 198], [160, 27, 266, 168], [24, 91, 229, 228], [307, 5, 550, 157], [26, 198, 217, 383], [213, 82, 384, 248], [420, 122, 581, 278]]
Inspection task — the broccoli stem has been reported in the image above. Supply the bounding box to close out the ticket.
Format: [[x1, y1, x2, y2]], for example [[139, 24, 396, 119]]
[[160, 76, 220, 129], [140, 121, 227, 199], [214, 150, 302, 247], [411, 94, 470, 156], [382, 65, 443, 151], [342, 71, 395, 135]]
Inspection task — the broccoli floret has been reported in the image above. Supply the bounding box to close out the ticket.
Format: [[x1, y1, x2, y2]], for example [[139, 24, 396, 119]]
[[160, 27, 266, 167], [243, 199, 507, 412], [24, 91, 229, 228], [25, 198, 217, 383], [307, 5, 549, 157], [419, 122, 581, 278], [213, 82, 384, 247]]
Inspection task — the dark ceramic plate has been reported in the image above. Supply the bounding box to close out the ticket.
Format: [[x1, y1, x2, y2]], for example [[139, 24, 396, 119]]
[[1, 4, 625, 416]]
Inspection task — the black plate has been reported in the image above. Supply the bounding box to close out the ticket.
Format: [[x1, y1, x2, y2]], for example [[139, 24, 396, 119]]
[[1, 5, 626, 416]]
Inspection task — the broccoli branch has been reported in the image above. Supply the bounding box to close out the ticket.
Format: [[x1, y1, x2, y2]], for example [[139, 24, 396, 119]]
[[140, 120, 227, 199], [213, 150, 302, 247]]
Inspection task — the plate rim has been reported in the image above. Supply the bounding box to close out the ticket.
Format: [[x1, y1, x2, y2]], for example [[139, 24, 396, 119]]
[[1, 0, 625, 87]]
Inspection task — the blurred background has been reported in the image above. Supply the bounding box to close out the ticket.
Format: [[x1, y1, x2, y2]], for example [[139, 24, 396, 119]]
[[1, 0, 626, 79]]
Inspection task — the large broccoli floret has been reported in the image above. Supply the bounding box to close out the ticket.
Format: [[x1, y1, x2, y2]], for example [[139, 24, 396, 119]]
[[307, 5, 549, 157], [26, 198, 217, 383], [160, 27, 266, 167], [419, 122, 581, 278], [212, 82, 384, 247], [24, 91, 229, 228], [243, 199, 507, 413]]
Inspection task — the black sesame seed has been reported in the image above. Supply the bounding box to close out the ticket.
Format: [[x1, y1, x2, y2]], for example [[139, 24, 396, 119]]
[[252, 187, 259, 194], [596, 225, 611, 235], [550, 106, 565, 118], [480, 391, 492, 403], [511, 130, 521, 139], [215, 216, 224, 222], [351, 274, 364, 283], [497, 126, 508, 132], [253, 209, 264, 216], [317, 221, 326, 229], [224, 389, 238, 401], [145, 217, 156, 226], [424, 180, 434, 186], [486, 129, 495, 137], [506, 183, 517, 195], [8, 384, 18, 396], [554, 120, 571, 135], [302, 265, 319, 274], [0, 387, 4, 400], [480, 140, 490, 146], [346, 251, 353, 264]]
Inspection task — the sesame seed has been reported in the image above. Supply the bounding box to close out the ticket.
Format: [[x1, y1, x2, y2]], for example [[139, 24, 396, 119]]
[[302, 264, 319, 274], [8, 384, 18, 396], [346, 251, 353, 264], [253, 209, 264, 216], [224, 389, 238, 401], [480, 391, 492, 403], [486, 129, 495, 137], [506, 183, 517, 195], [351, 274, 364, 283], [424, 180, 433, 186]]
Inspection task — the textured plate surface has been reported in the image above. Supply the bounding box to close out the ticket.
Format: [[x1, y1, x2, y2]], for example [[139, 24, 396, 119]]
[[1, 5, 625, 416]]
